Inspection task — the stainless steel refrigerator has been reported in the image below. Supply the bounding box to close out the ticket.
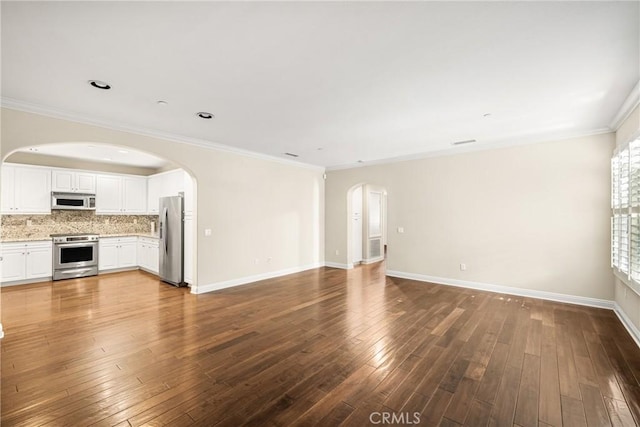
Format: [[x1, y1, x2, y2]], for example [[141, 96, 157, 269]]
[[159, 196, 184, 286]]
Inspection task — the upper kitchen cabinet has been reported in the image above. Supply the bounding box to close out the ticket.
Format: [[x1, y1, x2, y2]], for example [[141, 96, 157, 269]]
[[52, 169, 96, 193], [147, 169, 194, 214], [1, 164, 51, 214], [96, 174, 147, 214]]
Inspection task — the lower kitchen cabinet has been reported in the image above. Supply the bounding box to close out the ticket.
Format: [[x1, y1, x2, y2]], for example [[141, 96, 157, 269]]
[[1, 241, 52, 283], [98, 237, 137, 271], [138, 237, 159, 274]]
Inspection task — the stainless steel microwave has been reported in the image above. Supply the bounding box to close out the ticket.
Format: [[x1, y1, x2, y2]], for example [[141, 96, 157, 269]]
[[51, 192, 96, 210]]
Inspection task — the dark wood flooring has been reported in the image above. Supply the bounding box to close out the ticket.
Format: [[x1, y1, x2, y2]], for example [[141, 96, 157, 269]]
[[1, 263, 639, 426]]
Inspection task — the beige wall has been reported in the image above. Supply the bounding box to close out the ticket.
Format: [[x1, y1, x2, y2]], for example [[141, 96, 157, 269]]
[[615, 105, 640, 331], [1, 108, 324, 289], [326, 133, 615, 300]]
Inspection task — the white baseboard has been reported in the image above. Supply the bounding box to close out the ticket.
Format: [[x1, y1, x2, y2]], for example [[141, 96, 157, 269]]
[[324, 262, 353, 270], [363, 256, 385, 265], [0, 323, 4, 339], [614, 303, 640, 349], [192, 263, 323, 294], [1, 276, 52, 287], [386, 270, 615, 310]]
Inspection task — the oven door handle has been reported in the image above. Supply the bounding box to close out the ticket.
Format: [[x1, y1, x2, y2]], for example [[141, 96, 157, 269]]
[[55, 242, 98, 248]]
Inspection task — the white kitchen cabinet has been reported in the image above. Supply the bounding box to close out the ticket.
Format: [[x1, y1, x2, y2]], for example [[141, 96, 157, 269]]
[[96, 175, 121, 214], [96, 175, 147, 214], [138, 237, 159, 274], [1, 247, 27, 282], [147, 169, 188, 214], [147, 175, 160, 214], [184, 215, 194, 284], [25, 245, 53, 279], [98, 237, 137, 271], [1, 241, 52, 284], [98, 240, 118, 270], [52, 170, 96, 193], [122, 177, 147, 214], [119, 240, 138, 268], [1, 165, 51, 214], [1, 165, 16, 215]]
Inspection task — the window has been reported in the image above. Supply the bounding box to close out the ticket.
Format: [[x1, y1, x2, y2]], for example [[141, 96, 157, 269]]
[[612, 139, 640, 285]]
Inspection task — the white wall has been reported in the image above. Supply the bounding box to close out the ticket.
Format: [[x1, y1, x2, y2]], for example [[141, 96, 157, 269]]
[[326, 133, 615, 300], [1, 108, 325, 291], [615, 105, 640, 332]]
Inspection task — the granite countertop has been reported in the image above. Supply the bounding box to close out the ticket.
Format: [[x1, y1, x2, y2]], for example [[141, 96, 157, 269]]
[[1, 232, 159, 243], [0, 236, 53, 243], [99, 233, 159, 239]]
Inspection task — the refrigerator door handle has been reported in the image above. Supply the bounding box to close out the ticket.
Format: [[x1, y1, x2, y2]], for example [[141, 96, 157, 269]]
[[163, 207, 169, 254]]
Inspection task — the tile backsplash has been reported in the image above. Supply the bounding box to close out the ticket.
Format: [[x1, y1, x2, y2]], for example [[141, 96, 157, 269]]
[[1, 211, 158, 240]]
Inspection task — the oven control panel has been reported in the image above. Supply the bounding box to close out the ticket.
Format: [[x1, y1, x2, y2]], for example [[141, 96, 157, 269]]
[[52, 235, 99, 243]]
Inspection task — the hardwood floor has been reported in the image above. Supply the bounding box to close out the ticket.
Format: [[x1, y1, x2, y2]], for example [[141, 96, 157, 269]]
[[1, 264, 639, 426]]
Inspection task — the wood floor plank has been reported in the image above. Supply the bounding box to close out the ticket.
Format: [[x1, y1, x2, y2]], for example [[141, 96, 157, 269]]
[[1, 265, 639, 426], [514, 353, 540, 427], [560, 395, 587, 427], [580, 383, 613, 427], [538, 325, 562, 427], [604, 396, 637, 427], [443, 376, 479, 424]]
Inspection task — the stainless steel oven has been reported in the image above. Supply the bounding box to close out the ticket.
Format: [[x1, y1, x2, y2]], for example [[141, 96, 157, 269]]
[[51, 234, 99, 280]]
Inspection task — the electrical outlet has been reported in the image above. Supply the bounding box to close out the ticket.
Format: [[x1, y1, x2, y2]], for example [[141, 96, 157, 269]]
[[397, 227, 404, 233], [204, 228, 212, 236], [335, 249, 339, 255], [460, 263, 467, 271], [254, 258, 259, 265], [26, 219, 32, 226]]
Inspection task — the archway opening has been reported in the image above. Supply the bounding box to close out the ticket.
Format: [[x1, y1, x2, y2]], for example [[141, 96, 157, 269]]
[[1, 141, 198, 287]]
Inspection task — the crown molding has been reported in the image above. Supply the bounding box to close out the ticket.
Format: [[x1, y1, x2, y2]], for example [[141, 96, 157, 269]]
[[0, 97, 325, 172], [327, 127, 612, 171], [610, 80, 640, 132]]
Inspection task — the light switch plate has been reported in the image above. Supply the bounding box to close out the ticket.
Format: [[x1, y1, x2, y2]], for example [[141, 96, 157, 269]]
[[204, 228, 212, 236]]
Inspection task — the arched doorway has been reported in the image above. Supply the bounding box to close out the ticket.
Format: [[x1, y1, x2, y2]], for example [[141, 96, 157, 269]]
[[1, 141, 198, 287]]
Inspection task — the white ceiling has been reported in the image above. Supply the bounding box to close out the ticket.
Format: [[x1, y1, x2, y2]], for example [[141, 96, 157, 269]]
[[2, 2, 638, 168]]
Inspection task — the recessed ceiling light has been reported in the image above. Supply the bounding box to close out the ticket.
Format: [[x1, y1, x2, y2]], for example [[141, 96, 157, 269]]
[[357, 160, 364, 163], [317, 147, 323, 151], [483, 113, 492, 118], [157, 101, 168, 106], [452, 139, 477, 146], [118, 150, 129, 154], [88, 80, 111, 90], [196, 112, 214, 119], [284, 152, 299, 158]]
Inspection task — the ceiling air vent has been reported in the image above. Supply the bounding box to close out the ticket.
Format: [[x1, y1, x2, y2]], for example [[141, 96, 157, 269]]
[[284, 152, 299, 158], [452, 139, 477, 146]]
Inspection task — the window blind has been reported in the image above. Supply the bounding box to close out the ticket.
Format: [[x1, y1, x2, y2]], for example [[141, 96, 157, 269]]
[[612, 138, 640, 281]]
